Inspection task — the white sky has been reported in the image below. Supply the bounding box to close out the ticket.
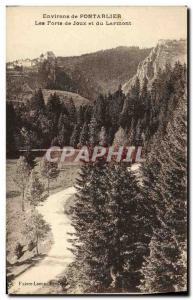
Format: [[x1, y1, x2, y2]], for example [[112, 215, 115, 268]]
[[6, 6, 187, 61]]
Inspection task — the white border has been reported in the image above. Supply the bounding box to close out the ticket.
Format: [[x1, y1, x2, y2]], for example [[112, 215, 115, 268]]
[[0, 1, 191, 299]]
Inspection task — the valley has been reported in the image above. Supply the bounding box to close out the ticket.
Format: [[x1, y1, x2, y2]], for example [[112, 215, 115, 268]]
[[6, 38, 187, 294]]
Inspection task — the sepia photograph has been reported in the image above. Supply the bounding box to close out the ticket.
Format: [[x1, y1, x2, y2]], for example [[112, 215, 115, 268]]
[[6, 6, 187, 295]]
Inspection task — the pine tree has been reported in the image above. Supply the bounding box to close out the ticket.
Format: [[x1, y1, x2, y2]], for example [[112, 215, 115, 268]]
[[139, 94, 187, 293], [83, 105, 93, 124], [88, 117, 98, 146], [93, 94, 106, 125], [99, 126, 107, 146], [46, 93, 61, 139], [79, 123, 89, 146], [47, 93, 61, 114], [175, 243, 187, 292], [113, 127, 128, 146], [68, 162, 151, 293], [58, 113, 72, 146], [34, 111, 51, 148], [119, 96, 131, 129], [68, 98, 76, 123], [105, 164, 151, 291], [31, 88, 45, 111], [109, 86, 125, 127], [25, 170, 45, 207], [14, 156, 30, 211], [21, 127, 37, 169], [17, 126, 39, 161], [139, 229, 179, 293], [70, 124, 81, 148], [69, 162, 111, 292], [77, 106, 84, 125], [51, 136, 60, 146], [140, 76, 151, 122]]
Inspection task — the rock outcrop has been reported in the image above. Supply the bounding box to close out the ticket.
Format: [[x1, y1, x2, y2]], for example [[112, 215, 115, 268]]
[[122, 39, 187, 94]]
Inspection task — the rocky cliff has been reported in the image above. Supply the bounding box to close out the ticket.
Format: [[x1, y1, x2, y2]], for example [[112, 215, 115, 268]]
[[122, 39, 187, 94]]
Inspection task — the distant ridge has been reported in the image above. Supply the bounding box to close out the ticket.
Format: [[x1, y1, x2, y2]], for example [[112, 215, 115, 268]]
[[122, 39, 187, 94]]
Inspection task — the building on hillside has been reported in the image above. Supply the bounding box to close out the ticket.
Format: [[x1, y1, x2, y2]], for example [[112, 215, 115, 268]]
[[39, 51, 55, 62]]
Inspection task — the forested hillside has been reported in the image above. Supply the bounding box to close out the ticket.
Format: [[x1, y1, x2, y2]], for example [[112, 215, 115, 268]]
[[65, 61, 187, 294], [6, 40, 187, 294], [7, 46, 151, 102], [57, 46, 151, 99], [7, 62, 186, 157]]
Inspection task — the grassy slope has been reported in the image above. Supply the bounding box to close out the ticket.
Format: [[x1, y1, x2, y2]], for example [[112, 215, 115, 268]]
[[42, 89, 91, 107]]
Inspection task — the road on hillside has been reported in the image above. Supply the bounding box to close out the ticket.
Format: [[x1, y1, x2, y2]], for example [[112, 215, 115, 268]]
[[9, 187, 76, 295]]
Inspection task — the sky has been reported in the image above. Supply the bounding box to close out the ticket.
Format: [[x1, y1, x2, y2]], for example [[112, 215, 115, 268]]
[[6, 6, 187, 61]]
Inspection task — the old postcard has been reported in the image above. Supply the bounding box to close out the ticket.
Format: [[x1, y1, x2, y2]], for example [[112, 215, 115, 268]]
[[6, 6, 187, 295]]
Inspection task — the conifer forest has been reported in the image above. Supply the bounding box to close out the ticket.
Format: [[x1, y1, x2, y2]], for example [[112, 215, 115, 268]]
[[6, 38, 187, 294]]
